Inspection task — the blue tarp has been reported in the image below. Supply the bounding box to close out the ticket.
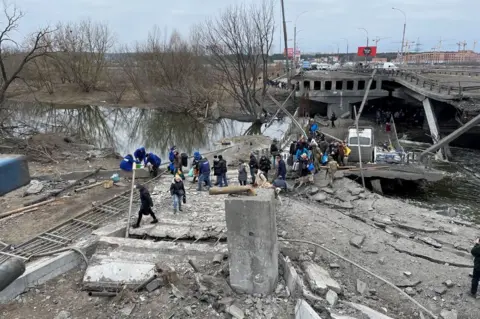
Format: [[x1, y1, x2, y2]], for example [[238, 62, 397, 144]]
[[0, 155, 31, 196]]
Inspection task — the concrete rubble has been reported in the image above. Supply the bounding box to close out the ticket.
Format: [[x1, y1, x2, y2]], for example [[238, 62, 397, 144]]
[[3, 168, 480, 318]]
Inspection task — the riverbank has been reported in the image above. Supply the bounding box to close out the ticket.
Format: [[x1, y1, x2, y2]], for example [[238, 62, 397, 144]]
[[1, 172, 478, 319]]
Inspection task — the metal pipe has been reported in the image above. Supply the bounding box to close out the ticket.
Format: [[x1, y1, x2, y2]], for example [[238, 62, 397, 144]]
[[88, 291, 117, 297], [0, 258, 26, 292]]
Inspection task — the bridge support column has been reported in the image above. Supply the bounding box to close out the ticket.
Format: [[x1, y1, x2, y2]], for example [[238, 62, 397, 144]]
[[422, 98, 450, 160]]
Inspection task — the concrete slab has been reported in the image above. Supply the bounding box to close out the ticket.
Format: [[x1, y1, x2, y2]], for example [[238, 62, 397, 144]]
[[129, 218, 226, 240], [92, 219, 127, 237], [83, 236, 227, 290], [302, 261, 342, 295], [389, 238, 472, 268], [84, 261, 156, 289], [279, 254, 302, 297], [225, 189, 278, 294], [295, 299, 322, 319], [345, 302, 394, 319]]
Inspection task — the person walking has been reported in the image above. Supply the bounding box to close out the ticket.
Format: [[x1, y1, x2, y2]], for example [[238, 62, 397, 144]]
[[218, 155, 228, 187], [132, 185, 158, 228], [330, 112, 337, 128], [238, 160, 248, 185], [170, 175, 186, 214], [197, 157, 212, 191], [213, 155, 221, 186], [470, 237, 480, 298], [276, 155, 286, 180], [249, 153, 259, 185]]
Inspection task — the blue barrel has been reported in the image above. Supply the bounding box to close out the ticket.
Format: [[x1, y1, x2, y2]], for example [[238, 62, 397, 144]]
[[0, 258, 26, 292], [0, 155, 31, 196]]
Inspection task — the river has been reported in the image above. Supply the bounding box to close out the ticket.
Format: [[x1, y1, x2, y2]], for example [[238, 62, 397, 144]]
[[5, 103, 480, 221], [6, 103, 290, 162]]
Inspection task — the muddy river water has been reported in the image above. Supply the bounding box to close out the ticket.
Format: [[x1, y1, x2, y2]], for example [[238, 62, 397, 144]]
[[6, 103, 480, 221]]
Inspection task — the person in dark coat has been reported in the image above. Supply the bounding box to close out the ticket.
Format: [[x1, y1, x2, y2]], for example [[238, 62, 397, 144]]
[[259, 155, 272, 181], [213, 155, 221, 186], [276, 155, 286, 180], [218, 155, 228, 187], [330, 112, 337, 128], [270, 139, 279, 169], [173, 150, 183, 178], [470, 237, 480, 298], [249, 153, 259, 185], [170, 175, 186, 214], [132, 185, 158, 228], [134, 147, 147, 164], [145, 152, 161, 177]]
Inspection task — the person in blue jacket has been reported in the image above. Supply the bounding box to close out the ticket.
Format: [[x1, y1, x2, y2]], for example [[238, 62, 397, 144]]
[[145, 153, 161, 177], [197, 157, 212, 191], [275, 155, 287, 180], [134, 147, 147, 164], [120, 154, 136, 171], [168, 146, 176, 174]]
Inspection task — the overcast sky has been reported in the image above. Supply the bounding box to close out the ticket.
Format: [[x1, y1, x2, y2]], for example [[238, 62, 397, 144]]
[[10, 0, 479, 54]]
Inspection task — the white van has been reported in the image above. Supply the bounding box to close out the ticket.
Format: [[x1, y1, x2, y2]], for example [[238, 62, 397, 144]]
[[381, 62, 398, 70], [346, 126, 374, 163]]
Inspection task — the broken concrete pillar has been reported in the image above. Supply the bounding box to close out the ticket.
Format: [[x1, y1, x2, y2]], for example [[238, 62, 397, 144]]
[[225, 189, 278, 294], [370, 179, 383, 195], [422, 98, 449, 160]]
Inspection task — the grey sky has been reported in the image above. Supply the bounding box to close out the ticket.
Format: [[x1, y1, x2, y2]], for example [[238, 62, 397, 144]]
[[11, 0, 479, 54]]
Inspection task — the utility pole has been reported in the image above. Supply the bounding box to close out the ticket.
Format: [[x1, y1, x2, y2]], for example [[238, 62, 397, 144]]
[[473, 40, 478, 52], [358, 28, 369, 64], [341, 38, 349, 62], [280, 0, 290, 80], [294, 11, 308, 70], [392, 7, 407, 64]]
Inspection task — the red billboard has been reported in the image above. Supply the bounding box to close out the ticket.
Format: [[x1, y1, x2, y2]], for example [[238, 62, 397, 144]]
[[284, 48, 301, 58], [357, 46, 377, 57]]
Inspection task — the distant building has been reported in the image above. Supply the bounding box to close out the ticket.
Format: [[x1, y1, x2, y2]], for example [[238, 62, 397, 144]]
[[400, 50, 480, 64], [372, 58, 387, 63]]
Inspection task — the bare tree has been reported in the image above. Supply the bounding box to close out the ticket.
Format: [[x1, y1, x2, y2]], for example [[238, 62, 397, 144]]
[[0, 1, 52, 104], [52, 19, 114, 92], [119, 27, 218, 114], [194, 0, 275, 122]]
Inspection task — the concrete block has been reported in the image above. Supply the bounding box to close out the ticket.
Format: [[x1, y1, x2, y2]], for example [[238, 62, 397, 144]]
[[295, 299, 322, 319], [302, 261, 342, 295], [0, 154, 30, 196], [225, 189, 278, 294], [84, 261, 156, 290]]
